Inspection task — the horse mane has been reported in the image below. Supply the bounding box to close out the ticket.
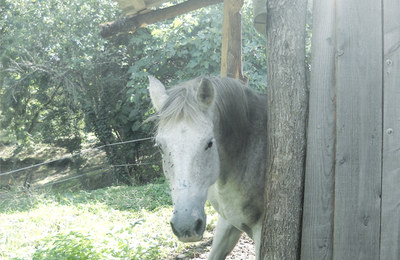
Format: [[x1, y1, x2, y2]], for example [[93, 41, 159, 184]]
[[154, 76, 253, 141]]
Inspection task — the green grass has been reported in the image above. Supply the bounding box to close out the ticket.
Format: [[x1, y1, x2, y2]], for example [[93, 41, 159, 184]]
[[0, 181, 218, 259]]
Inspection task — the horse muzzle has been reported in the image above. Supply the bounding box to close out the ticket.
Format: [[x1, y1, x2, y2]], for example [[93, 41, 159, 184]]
[[169, 206, 206, 242]]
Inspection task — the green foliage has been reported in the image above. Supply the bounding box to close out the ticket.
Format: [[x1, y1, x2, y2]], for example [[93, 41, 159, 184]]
[[1, 0, 267, 185], [32, 227, 162, 260], [127, 0, 267, 91], [0, 0, 108, 147], [32, 231, 111, 259], [1, 0, 160, 185]]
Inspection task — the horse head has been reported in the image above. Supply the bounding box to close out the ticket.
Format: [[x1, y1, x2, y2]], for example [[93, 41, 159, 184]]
[[148, 76, 220, 242]]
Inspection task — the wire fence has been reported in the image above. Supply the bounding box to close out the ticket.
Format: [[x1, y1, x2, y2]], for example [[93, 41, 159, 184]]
[[0, 137, 154, 177], [0, 137, 161, 197], [0, 167, 111, 197]]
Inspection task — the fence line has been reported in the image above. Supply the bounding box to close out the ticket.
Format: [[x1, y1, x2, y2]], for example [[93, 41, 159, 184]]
[[0, 137, 154, 177], [33, 170, 104, 189], [0, 160, 162, 197], [111, 162, 157, 167], [0, 167, 109, 197]]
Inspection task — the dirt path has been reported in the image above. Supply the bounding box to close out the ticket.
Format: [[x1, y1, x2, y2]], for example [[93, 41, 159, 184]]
[[167, 233, 255, 260]]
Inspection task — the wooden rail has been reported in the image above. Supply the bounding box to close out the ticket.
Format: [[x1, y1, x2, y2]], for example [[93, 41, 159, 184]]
[[100, 0, 223, 38]]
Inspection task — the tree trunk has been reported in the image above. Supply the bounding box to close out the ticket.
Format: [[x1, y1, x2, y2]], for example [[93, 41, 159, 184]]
[[85, 105, 133, 186], [260, 0, 308, 259]]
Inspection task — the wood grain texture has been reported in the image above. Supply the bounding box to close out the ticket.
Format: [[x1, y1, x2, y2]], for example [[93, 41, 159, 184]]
[[333, 0, 383, 259], [220, 0, 229, 77], [300, 0, 336, 258], [220, 0, 245, 81], [115, 0, 163, 16], [131, 0, 147, 12], [381, 0, 400, 259], [226, 9, 244, 80], [260, 0, 308, 259]]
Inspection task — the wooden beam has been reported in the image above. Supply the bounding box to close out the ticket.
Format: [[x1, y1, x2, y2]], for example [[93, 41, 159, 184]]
[[220, 1, 229, 78], [132, 0, 147, 12], [117, 0, 166, 15], [220, 0, 246, 82], [100, 0, 223, 38]]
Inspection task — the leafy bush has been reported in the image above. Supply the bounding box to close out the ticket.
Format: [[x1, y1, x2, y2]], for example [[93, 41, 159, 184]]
[[32, 226, 162, 260], [33, 231, 110, 259]]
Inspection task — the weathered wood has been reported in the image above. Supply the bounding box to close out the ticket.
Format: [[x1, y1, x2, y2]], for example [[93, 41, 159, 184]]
[[333, 0, 383, 259], [300, 0, 336, 258], [220, 0, 229, 78], [116, 0, 150, 16], [260, 0, 308, 259], [227, 0, 244, 81], [252, 0, 267, 35], [132, 0, 147, 12], [100, 0, 223, 38], [220, 0, 246, 81], [381, 0, 400, 259]]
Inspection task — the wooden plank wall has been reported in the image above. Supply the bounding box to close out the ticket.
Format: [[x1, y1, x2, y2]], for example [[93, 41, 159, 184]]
[[333, 0, 383, 258], [381, 0, 400, 258], [300, 0, 336, 258], [301, 0, 400, 259]]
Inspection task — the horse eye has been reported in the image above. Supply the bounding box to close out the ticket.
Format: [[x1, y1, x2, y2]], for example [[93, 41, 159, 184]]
[[205, 141, 213, 150]]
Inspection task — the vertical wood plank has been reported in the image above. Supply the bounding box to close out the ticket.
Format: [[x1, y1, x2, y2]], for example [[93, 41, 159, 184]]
[[220, 0, 229, 77], [220, 0, 245, 81], [333, 0, 383, 259], [226, 1, 244, 80], [301, 0, 336, 258], [381, 0, 400, 259]]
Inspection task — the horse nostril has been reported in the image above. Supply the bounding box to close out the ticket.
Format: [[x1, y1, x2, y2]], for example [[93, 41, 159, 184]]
[[194, 219, 203, 235], [170, 221, 180, 238]]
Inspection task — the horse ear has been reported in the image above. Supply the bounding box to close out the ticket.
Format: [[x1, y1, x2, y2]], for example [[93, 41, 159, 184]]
[[197, 78, 214, 108], [148, 76, 168, 111]]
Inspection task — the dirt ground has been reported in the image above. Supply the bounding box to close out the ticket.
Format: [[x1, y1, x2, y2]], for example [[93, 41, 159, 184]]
[[168, 233, 256, 260]]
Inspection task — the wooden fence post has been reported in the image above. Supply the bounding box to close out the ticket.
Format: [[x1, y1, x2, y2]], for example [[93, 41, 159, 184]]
[[220, 0, 246, 82]]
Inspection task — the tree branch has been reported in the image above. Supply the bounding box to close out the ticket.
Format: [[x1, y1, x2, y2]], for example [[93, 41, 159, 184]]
[[100, 0, 223, 38], [27, 84, 63, 134]]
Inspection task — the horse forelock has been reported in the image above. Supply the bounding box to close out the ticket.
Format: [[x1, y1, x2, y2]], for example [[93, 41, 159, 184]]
[[154, 76, 251, 138], [154, 78, 207, 130]]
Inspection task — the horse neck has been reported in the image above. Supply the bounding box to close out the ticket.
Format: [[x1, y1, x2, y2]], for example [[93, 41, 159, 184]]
[[212, 90, 268, 187], [213, 90, 266, 155]]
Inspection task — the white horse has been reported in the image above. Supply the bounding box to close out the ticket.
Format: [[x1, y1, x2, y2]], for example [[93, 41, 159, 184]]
[[148, 76, 268, 259]]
